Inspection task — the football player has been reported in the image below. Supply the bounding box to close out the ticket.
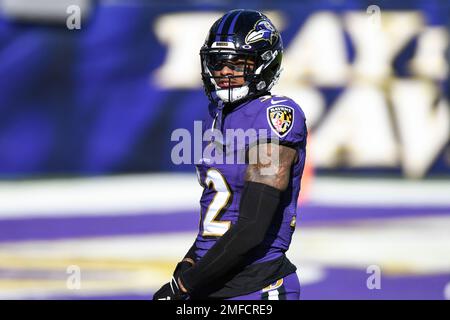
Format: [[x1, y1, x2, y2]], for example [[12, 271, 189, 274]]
[[153, 9, 307, 300]]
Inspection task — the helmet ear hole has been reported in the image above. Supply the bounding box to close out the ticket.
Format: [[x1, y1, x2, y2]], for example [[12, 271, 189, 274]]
[[256, 81, 266, 90]]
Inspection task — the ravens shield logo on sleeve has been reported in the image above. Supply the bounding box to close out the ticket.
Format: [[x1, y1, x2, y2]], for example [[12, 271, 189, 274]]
[[267, 106, 294, 138]]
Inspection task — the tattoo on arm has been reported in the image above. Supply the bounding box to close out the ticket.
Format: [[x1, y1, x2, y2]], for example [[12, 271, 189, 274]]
[[245, 143, 297, 191], [182, 258, 195, 266]]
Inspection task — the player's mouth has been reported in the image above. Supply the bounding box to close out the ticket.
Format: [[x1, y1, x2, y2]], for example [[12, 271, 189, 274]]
[[218, 80, 239, 89]]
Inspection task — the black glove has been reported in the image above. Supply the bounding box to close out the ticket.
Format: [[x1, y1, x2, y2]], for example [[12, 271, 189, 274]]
[[173, 260, 194, 279], [152, 276, 189, 300]]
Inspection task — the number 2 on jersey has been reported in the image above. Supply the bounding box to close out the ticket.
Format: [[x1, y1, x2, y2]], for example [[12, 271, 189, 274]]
[[196, 168, 232, 237]]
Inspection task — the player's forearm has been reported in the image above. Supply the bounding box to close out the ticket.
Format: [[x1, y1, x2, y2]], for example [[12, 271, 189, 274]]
[[180, 181, 281, 294]]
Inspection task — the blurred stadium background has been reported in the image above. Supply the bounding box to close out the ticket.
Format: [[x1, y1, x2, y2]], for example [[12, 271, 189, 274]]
[[0, 0, 449, 300]]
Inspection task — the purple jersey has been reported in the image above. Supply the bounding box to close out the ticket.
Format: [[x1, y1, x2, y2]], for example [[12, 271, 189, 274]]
[[194, 94, 307, 266]]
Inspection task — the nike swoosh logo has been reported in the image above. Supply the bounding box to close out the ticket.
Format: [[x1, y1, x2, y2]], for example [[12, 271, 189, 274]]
[[271, 98, 288, 104]]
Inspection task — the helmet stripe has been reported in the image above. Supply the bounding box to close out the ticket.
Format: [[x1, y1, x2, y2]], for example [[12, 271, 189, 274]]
[[215, 11, 233, 41], [215, 10, 240, 42], [226, 10, 243, 41]]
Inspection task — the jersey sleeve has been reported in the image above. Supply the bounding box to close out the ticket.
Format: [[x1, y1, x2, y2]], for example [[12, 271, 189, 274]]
[[251, 96, 307, 149]]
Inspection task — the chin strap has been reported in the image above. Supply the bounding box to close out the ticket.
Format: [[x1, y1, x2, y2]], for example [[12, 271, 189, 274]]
[[216, 85, 250, 103]]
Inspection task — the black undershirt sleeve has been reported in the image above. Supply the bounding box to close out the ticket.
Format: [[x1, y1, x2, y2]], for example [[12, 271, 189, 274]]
[[180, 181, 281, 294]]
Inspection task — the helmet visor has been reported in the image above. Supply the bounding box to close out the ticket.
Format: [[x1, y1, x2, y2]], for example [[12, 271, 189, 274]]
[[204, 52, 255, 74]]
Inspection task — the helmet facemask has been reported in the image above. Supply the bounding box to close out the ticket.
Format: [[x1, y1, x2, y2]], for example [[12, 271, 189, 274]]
[[201, 50, 258, 104]]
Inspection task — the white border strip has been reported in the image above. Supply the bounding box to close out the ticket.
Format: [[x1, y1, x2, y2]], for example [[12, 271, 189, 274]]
[[309, 177, 450, 206], [0, 174, 449, 219], [0, 174, 202, 219]]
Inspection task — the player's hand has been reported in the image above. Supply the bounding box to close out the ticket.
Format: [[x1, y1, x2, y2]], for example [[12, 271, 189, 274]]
[[152, 277, 189, 300], [173, 260, 194, 279]]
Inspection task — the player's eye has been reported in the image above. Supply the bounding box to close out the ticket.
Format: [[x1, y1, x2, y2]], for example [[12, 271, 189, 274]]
[[208, 61, 244, 72], [207, 54, 255, 73], [210, 61, 256, 74]]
